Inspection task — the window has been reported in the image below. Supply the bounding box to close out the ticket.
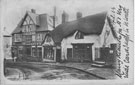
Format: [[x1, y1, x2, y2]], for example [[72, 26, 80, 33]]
[[32, 35, 36, 41], [75, 31, 84, 39], [32, 48, 36, 57], [25, 35, 32, 44], [36, 33, 43, 41], [32, 47, 42, 57], [14, 34, 22, 42], [44, 47, 54, 60], [46, 36, 51, 42], [30, 25, 36, 31]]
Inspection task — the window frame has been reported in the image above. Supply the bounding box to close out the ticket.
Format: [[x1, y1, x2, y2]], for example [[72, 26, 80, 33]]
[[75, 31, 84, 39]]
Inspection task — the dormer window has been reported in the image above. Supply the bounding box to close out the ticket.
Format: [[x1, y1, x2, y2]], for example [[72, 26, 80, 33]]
[[75, 31, 84, 39]]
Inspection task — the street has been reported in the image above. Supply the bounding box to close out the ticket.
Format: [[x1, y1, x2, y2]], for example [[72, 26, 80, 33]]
[[5, 62, 105, 80]]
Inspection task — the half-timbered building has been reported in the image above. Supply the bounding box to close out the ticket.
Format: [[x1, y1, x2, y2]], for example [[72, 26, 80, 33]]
[[12, 9, 55, 61]]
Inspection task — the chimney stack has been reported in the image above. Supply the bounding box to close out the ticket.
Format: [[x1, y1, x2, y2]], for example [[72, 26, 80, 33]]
[[31, 9, 36, 13], [62, 11, 69, 24], [76, 12, 82, 19]]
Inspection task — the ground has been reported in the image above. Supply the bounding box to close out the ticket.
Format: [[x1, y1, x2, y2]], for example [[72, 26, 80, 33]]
[[4, 61, 116, 81]]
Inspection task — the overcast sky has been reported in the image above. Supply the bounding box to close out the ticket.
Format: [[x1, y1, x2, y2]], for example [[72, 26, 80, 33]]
[[1, 0, 119, 34]]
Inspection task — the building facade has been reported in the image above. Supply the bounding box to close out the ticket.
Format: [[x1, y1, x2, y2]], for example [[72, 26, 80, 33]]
[[42, 11, 118, 64], [12, 9, 55, 61]]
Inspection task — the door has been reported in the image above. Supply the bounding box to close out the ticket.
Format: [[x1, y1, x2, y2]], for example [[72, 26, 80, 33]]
[[37, 47, 42, 58], [56, 49, 61, 62], [72, 44, 93, 62], [44, 46, 54, 61], [24, 46, 31, 57], [100, 47, 110, 62], [67, 48, 72, 61]]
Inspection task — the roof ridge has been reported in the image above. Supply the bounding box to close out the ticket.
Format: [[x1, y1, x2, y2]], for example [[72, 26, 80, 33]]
[[51, 11, 107, 43]]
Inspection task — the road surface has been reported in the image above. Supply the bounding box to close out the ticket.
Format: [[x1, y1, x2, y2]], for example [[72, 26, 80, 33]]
[[5, 62, 105, 80]]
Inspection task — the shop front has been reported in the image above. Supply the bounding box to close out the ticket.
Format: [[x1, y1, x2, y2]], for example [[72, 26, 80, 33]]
[[43, 46, 56, 62]]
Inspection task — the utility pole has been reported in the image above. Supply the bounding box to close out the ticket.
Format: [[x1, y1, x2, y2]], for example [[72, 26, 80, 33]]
[[35, 26, 38, 58], [53, 6, 56, 28]]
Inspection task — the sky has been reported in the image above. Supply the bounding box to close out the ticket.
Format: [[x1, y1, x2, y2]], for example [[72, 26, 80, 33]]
[[1, 0, 119, 35]]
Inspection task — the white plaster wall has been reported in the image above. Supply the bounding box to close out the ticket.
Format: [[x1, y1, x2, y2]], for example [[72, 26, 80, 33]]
[[61, 31, 102, 61], [3, 36, 12, 59], [99, 18, 118, 47], [61, 18, 118, 61]]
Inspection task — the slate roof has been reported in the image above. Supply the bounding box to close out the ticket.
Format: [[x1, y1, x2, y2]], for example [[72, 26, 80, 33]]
[[12, 12, 53, 34], [50, 11, 107, 43], [12, 18, 24, 34], [27, 12, 39, 25]]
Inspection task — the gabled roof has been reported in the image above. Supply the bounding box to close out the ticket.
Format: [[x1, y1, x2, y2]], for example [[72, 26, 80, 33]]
[[27, 12, 39, 25], [12, 18, 24, 34], [12, 11, 53, 34], [50, 11, 107, 43]]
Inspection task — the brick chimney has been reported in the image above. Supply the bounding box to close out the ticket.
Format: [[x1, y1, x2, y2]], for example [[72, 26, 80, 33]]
[[76, 12, 82, 19], [62, 11, 69, 23], [31, 9, 36, 13]]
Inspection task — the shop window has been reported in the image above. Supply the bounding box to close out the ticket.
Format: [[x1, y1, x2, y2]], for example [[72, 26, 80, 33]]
[[44, 47, 54, 60], [32, 47, 42, 57]]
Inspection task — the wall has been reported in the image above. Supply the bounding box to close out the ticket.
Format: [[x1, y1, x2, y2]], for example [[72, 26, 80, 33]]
[[61, 31, 102, 61], [99, 18, 118, 47], [3, 36, 12, 59], [61, 19, 118, 61]]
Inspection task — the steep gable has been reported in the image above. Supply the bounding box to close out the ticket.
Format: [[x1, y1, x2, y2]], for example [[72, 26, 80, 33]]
[[42, 34, 54, 46], [100, 17, 118, 47], [12, 11, 54, 34]]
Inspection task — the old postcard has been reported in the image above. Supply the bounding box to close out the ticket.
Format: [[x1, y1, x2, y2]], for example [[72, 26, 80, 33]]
[[0, 0, 134, 85]]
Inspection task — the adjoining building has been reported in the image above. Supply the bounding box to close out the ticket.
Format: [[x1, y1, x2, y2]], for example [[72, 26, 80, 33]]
[[42, 11, 118, 64], [11, 9, 57, 61]]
